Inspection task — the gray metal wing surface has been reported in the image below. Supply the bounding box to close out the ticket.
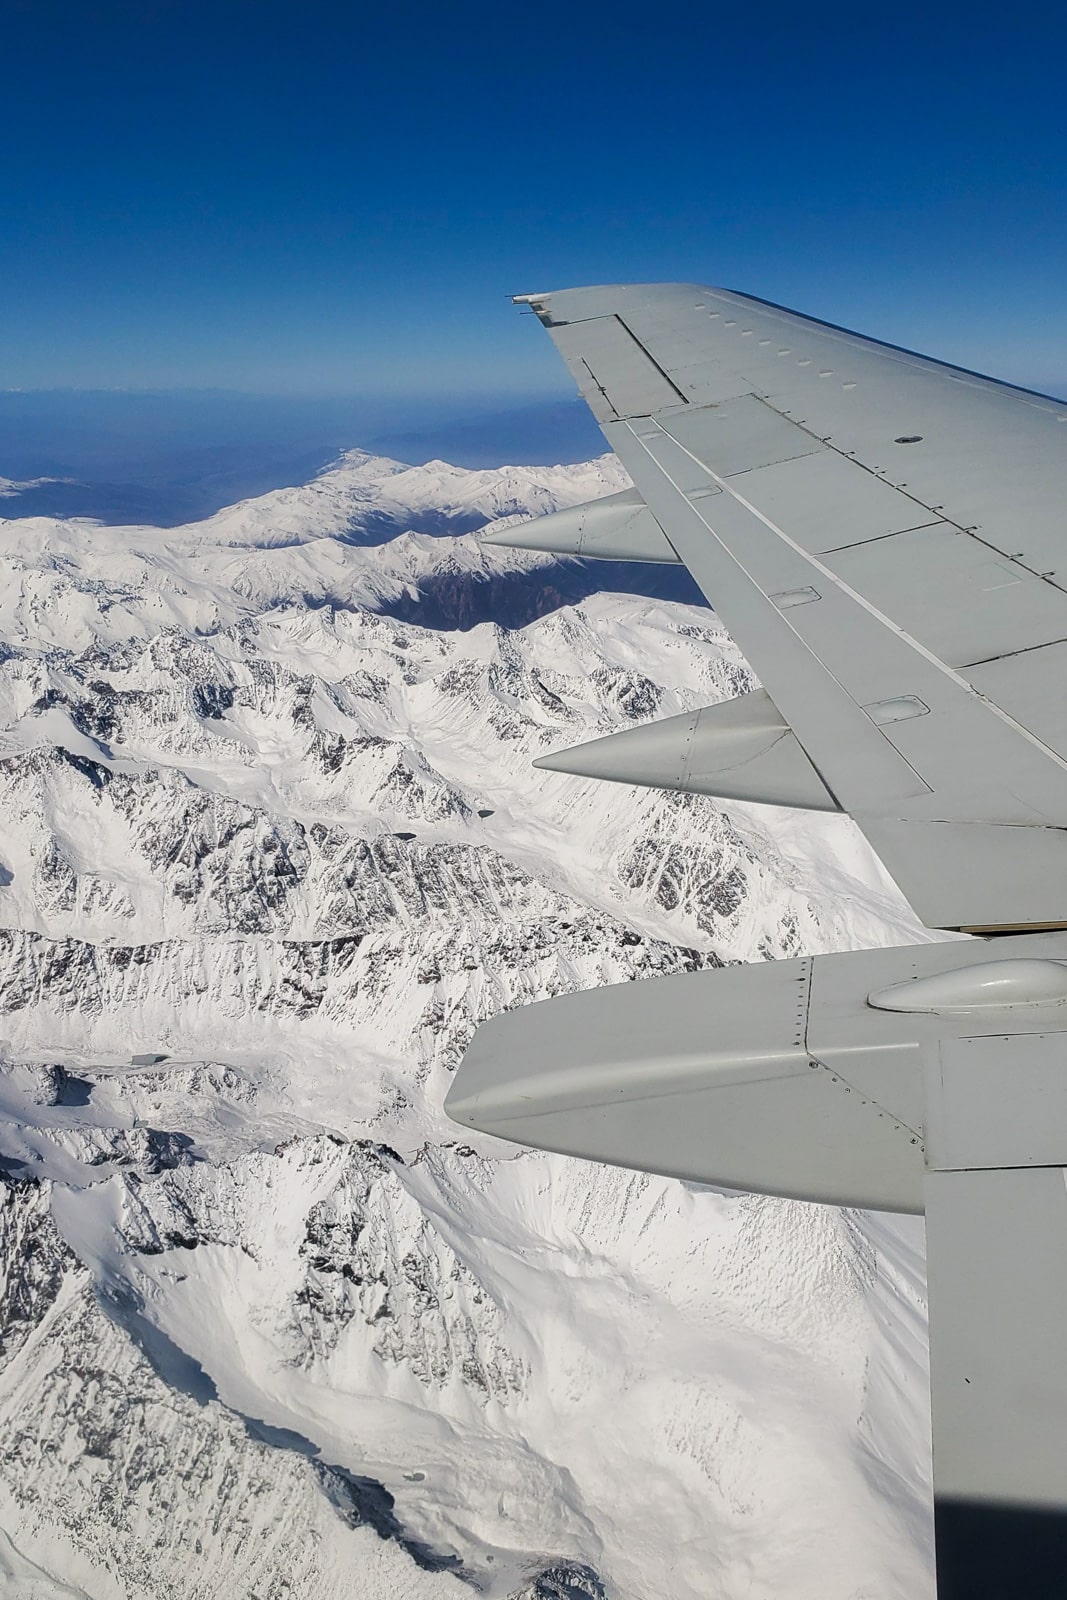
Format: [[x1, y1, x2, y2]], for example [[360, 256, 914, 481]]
[[511, 282, 1067, 935], [448, 284, 1067, 1598]]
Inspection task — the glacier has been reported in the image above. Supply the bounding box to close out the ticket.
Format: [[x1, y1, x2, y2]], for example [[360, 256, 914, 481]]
[[0, 446, 938, 1598]]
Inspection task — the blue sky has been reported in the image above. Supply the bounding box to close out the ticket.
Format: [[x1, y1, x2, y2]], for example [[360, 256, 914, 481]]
[[4, 0, 1067, 397]]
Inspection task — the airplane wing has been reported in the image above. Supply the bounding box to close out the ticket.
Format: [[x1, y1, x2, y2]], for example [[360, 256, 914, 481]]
[[449, 284, 1067, 1597], [499, 283, 1067, 935]]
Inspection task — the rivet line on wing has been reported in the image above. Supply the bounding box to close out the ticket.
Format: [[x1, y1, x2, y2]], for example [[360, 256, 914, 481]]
[[714, 289, 1065, 414], [749, 394, 1067, 598]]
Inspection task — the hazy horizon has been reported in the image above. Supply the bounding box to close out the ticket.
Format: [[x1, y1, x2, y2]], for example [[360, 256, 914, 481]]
[[0, 390, 609, 525]]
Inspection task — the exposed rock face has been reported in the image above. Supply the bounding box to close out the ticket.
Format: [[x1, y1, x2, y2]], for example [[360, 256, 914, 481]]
[[0, 454, 935, 1598], [0, 1180, 481, 1600]]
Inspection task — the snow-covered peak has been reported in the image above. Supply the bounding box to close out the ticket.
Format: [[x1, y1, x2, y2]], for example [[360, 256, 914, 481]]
[[0, 448, 629, 551], [0, 451, 633, 651]]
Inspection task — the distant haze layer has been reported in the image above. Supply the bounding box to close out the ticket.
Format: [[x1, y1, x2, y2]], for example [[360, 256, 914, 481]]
[[0, 392, 604, 526]]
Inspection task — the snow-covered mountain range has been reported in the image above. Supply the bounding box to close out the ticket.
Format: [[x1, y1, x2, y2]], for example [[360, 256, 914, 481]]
[[0, 447, 937, 1599]]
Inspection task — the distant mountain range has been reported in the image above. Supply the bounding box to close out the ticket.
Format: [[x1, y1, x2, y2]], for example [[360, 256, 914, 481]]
[[0, 393, 605, 525]]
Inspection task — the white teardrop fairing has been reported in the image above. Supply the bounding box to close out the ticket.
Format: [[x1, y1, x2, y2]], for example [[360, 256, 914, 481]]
[[868, 959, 1067, 1015]]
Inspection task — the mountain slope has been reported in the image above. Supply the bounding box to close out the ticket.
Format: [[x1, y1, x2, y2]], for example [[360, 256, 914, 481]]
[[0, 453, 936, 1599]]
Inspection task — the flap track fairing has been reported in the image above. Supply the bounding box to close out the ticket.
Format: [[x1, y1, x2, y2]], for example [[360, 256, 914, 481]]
[[534, 688, 840, 812], [480, 488, 681, 564]]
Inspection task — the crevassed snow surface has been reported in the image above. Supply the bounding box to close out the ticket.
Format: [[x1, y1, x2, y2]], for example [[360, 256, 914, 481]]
[[0, 448, 935, 1599]]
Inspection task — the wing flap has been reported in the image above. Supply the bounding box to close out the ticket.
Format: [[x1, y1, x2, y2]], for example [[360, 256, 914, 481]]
[[601, 422, 935, 812], [649, 395, 1067, 676], [966, 642, 1067, 762], [687, 448, 944, 554], [861, 819, 1067, 932], [923, 1032, 1067, 1595], [571, 385, 1067, 925], [927, 1164, 1067, 1596]]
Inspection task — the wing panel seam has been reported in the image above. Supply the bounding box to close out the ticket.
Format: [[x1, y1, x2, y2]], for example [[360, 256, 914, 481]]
[[747, 393, 1067, 598], [648, 420, 1067, 783], [613, 315, 690, 406]]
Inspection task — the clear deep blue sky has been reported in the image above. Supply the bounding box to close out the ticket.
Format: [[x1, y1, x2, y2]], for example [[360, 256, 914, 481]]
[[5, 0, 1067, 398]]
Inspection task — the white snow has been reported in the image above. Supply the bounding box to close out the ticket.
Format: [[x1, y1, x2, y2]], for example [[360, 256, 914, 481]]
[[0, 451, 936, 1598]]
